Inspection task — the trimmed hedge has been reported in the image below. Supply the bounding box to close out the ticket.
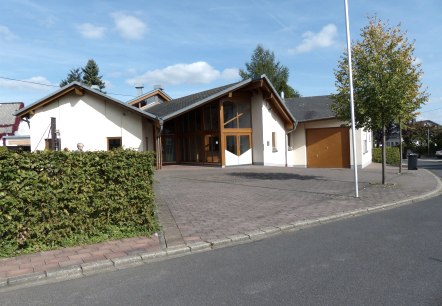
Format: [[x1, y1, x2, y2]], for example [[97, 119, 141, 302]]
[[0, 149, 158, 257], [372, 147, 401, 165]]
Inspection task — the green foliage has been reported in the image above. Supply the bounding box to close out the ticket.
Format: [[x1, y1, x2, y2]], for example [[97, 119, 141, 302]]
[[332, 17, 428, 130], [82, 59, 106, 92], [372, 147, 401, 165], [60, 68, 83, 87], [332, 16, 428, 183], [0, 149, 158, 257], [240, 45, 300, 98], [59, 59, 106, 92]]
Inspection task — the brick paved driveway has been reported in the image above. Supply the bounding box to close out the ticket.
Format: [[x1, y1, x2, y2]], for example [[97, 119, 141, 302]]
[[154, 165, 438, 245]]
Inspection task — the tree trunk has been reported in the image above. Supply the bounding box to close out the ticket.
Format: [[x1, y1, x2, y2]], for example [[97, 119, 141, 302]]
[[382, 125, 386, 184]]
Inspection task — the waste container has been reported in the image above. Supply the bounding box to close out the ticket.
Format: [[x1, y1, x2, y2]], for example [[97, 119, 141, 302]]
[[408, 154, 418, 170]]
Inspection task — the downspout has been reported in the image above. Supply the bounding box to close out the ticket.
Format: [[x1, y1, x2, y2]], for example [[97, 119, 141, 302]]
[[157, 118, 163, 169], [285, 121, 298, 167]]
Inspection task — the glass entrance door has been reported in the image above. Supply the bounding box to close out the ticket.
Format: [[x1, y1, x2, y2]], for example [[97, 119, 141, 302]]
[[224, 134, 252, 166], [205, 135, 220, 163]]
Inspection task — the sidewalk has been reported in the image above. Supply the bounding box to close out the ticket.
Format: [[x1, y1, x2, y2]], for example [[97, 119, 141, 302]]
[[1, 164, 441, 289]]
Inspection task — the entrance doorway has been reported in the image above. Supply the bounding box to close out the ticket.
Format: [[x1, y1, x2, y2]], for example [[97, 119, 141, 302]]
[[205, 135, 220, 163], [224, 134, 252, 166]]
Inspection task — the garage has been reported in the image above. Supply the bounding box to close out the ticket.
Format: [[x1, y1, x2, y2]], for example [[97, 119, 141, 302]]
[[306, 127, 350, 168]]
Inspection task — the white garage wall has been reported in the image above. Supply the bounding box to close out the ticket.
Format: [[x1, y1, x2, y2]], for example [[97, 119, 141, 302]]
[[288, 119, 372, 168], [29, 92, 152, 152]]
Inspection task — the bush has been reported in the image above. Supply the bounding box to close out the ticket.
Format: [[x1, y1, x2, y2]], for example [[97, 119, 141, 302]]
[[372, 147, 401, 165], [0, 149, 158, 257]]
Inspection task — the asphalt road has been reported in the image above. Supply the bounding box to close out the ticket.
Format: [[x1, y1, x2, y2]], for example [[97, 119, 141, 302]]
[[1, 161, 441, 306]]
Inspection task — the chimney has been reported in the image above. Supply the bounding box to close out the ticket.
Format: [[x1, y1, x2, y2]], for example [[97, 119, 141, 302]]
[[281, 91, 285, 100], [153, 84, 163, 91], [135, 83, 144, 96]]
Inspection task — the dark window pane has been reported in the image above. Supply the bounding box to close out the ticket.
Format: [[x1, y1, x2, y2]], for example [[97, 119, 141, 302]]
[[224, 101, 237, 128], [226, 135, 237, 156], [239, 135, 250, 155], [238, 102, 251, 128], [203, 106, 211, 131], [162, 136, 175, 162], [163, 121, 174, 134], [211, 104, 219, 129], [108, 138, 122, 150]]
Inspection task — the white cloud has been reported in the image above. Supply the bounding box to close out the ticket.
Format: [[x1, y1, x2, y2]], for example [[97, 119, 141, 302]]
[[127, 62, 239, 86], [77, 23, 106, 39], [111, 12, 147, 40], [0, 25, 18, 41], [291, 24, 338, 54], [0, 76, 55, 91]]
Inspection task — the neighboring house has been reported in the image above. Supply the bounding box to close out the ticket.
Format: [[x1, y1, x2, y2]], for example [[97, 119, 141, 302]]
[[285, 96, 372, 169], [1, 102, 30, 150], [16, 78, 372, 169], [127, 86, 172, 110], [15, 82, 158, 152]]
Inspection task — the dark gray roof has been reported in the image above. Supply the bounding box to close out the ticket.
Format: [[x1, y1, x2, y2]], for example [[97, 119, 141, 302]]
[[1, 102, 23, 135], [147, 81, 243, 118], [285, 95, 335, 122]]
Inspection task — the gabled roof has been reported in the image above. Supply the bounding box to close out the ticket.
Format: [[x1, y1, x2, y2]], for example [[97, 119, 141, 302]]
[[147, 81, 243, 119], [127, 88, 172, 107], [285, 95, 335, 122], [146, 75, 296, 129], [15, 82, 158, 121], [1, 102, 24, 138]]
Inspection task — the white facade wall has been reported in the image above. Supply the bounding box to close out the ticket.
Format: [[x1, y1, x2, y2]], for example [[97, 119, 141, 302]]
[[29, 92, 154, 152], [288, 118, 372, 168], [250, 91, 287, 166]]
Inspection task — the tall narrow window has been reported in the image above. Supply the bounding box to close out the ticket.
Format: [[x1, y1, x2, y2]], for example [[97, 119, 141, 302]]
[[272, 132, 277, 152]]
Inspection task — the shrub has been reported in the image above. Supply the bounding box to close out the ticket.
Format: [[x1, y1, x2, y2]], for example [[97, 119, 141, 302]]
[[0, 149, 158, 257], [372, 147, 401, 165]]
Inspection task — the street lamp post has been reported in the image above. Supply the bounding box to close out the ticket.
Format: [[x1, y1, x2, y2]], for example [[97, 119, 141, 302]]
[[344, 0, 359, 198]]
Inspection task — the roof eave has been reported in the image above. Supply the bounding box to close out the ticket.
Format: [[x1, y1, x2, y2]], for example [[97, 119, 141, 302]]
[[161, 78, 254, 121]]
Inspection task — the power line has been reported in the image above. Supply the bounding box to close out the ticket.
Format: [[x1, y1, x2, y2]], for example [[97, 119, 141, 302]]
[[0, 76, 57, 87], [0, 76, 137, 98]]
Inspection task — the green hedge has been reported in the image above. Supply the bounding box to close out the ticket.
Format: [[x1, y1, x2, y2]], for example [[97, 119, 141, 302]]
[[0, 149, 158, 257], [372, 147, 401, 165]]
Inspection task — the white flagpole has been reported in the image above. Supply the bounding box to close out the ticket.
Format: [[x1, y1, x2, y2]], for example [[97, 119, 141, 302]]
[[344, 0, 359, 197]]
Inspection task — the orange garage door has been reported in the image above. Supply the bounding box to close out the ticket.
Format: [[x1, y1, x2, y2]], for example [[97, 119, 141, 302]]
[[306, 127, 350, 168]]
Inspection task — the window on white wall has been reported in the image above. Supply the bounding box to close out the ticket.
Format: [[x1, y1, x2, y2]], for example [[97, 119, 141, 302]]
[[363, 132, 368, 153], [272, 132, 277, 152]]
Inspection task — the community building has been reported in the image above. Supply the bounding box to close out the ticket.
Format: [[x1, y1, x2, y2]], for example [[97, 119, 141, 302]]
[[15, 76, 372, 169]]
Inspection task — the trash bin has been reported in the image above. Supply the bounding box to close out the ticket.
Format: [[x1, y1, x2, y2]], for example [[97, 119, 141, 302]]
[[408, 153, 418, 170]]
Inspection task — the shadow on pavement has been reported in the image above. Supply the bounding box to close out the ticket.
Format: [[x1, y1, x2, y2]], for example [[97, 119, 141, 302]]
[[227, 172, 320, 181]]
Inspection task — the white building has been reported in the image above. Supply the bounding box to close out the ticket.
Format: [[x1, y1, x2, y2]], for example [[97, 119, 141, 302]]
[[16, 77, 371, 169]]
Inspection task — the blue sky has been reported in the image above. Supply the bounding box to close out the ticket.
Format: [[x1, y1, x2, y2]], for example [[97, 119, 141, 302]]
[[1, 0, 441, 123]]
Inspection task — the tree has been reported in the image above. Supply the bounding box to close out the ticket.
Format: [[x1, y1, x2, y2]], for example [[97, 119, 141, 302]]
[[331, 17, 428, 184], [240, 45, 300, 98], [59, 59, 106, 92], [82, 59, 106, 92], [59, 68, 82, 87]]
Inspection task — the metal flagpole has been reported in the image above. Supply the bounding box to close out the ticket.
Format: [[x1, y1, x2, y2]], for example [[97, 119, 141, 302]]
[[344, 0, 359, 197]]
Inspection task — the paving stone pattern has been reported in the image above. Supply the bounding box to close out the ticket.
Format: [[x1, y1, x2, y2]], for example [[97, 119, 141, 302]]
[[0, 163, 439, 287], [154, 164, 438, 244]]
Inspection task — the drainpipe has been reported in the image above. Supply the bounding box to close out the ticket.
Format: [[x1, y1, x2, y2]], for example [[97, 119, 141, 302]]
[[285, 121, 298, 167], [157, 118, 163, 169]]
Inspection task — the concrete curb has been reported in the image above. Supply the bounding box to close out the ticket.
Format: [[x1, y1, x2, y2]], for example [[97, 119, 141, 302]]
[[1, 169, 441, 291]]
